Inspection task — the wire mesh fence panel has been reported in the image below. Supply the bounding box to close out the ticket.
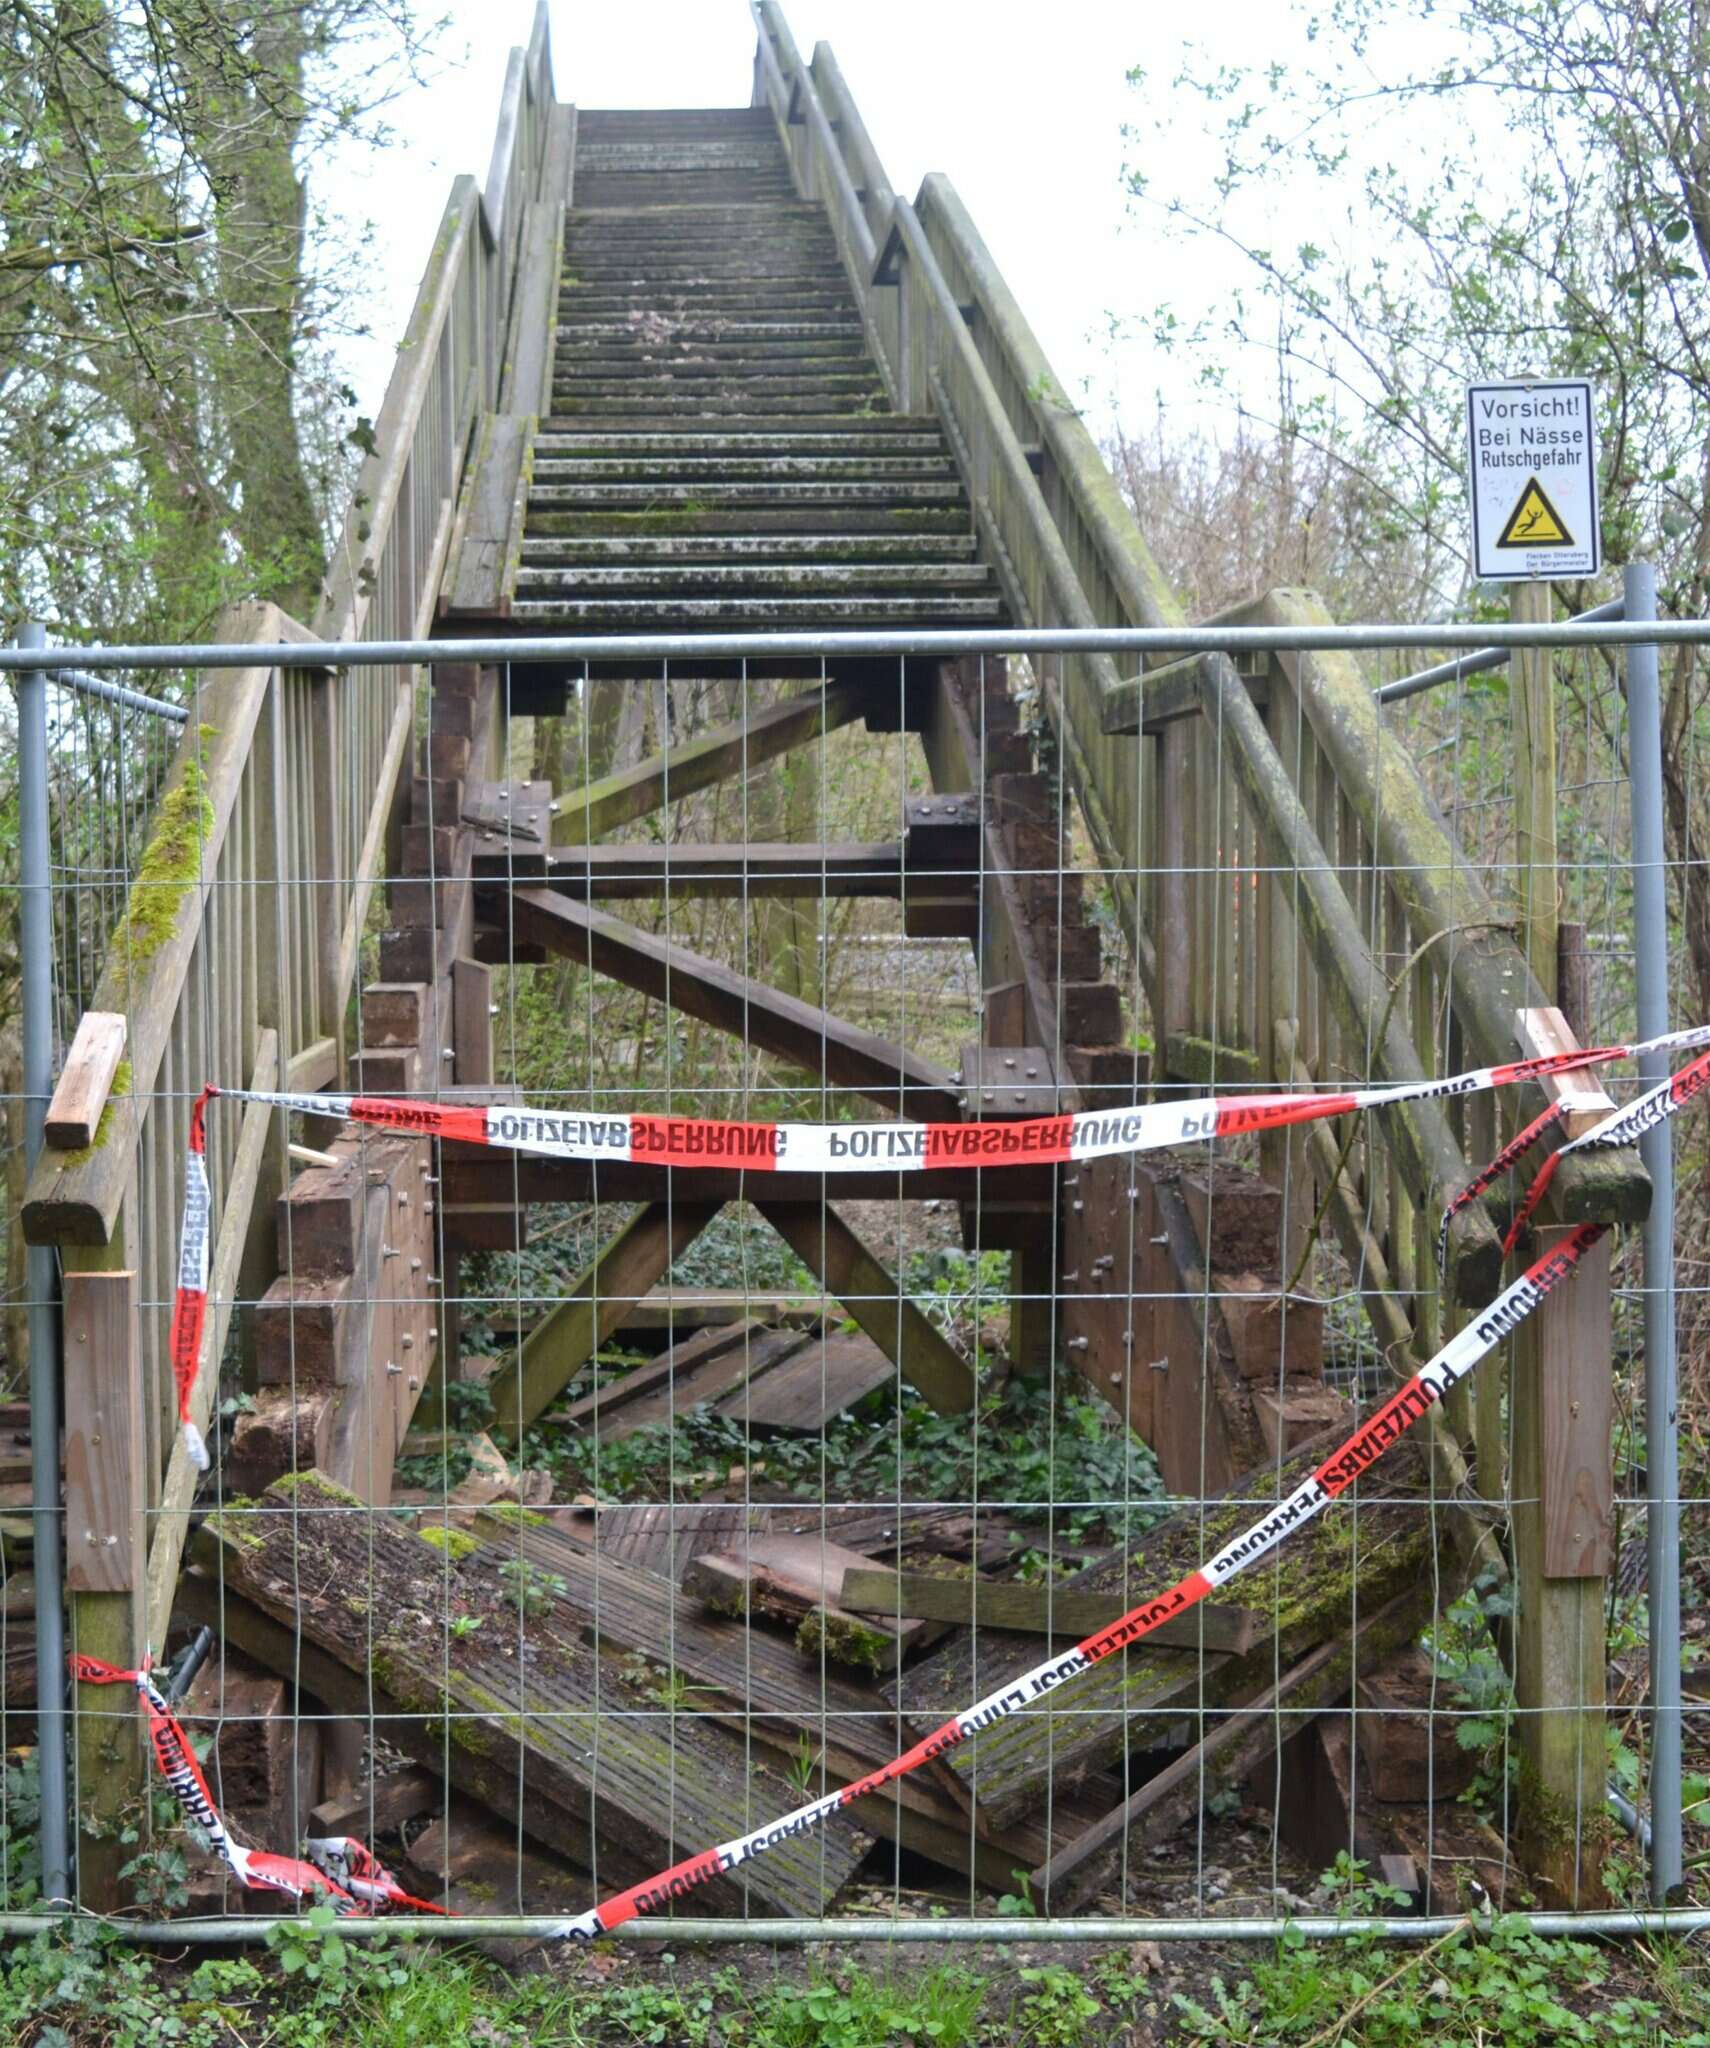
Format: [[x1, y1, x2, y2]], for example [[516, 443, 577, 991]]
[[0, 601, 1701, 1945]]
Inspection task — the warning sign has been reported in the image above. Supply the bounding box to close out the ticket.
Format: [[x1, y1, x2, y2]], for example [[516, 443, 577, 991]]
[[1466, 378, 1600, 580], [1495, 477, 1572, 549]]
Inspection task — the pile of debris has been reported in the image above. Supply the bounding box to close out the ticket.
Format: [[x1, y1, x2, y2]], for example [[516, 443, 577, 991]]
[[175, 1417, 1510, 1920]]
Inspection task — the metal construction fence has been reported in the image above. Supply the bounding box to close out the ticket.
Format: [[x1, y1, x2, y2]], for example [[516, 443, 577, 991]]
[[1, 609, 1707, 1944]]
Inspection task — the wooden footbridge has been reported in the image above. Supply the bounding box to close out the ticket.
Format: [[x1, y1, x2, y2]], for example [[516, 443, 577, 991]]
[[19, 2, 1645, 1916]]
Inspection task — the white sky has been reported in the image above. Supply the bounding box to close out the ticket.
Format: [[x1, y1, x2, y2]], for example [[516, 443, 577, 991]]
[[326, 0, 1296, 444]]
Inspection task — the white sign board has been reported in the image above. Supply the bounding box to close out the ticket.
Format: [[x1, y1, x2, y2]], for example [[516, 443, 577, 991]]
[[1465, 378, 1600, 581]]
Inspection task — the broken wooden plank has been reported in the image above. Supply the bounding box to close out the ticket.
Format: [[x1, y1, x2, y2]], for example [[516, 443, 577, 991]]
[[501, 887, 961, 1121], [683, 1537, 942, 1674], [886, 1437, 1439, 1828], [585, 1324, 810, 1440], [552, 1500, 768, 1583], [191, 1477, 873, 1918], [713, 1329, 894, 1433], [839, 1569, 1261, 1652], [45, 1011, 127, 1150], [1027, 1586, 1434, 1910], [557, 1319, 763, 1427], [759, 1203, 975, 1415], [483, 1200, 723, 1448], [310, 1766, 440, 1840]]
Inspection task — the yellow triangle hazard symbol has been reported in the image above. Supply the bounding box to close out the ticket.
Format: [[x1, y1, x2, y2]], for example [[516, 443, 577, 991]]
[[1496, 476, 1574, 548]]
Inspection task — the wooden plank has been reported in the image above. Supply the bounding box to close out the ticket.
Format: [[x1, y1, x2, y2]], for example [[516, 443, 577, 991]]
[[1535, 1226, 1614, 1581], [839, 1569, 1261, 1651], [64, 1271, 143, 1595], [310, 1766, 440, 1838], [451, 957, 494, 1086], [503, 888, 961, 1121], [190, 1479, 873, 1918], [557, 1319, 763, 1427], [484, 1200, 724, 1447], [441, 1154, 1051, 1211], [715, 1329, 895, 1433], [758, 1202, 976, 1415], [1517, 1004, 1615, 1138], [45, 1012, 127, 1150], [551, 681, 867, 845], [465, 1511, 957, 1809], [585, 1324, 808, 1439], [1101, 652, 1270, 736], [63, 1243, 145, 1909]]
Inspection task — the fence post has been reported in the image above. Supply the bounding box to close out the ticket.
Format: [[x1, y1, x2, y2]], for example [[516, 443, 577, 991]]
[[63, 1262, 146, 1910], [1624, 560, 1683, 1901], [15, 622, 71, 1904]]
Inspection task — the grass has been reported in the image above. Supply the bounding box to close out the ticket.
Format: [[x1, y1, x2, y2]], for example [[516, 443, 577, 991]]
[[2, 1912, 1706, 2046]]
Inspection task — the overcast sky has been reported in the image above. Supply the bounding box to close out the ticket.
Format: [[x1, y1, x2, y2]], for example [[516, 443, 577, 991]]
[[327, 0, 1295, 444]]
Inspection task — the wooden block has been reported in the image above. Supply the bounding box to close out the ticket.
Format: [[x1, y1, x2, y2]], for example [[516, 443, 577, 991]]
[[428, 729, 472, 780], [452, 957, 494, 1087], [45, 1011, 127, 1150], [1215, 1276, 1325, 1381], [446, 1433, 512, 1506], [684, 1536, 940, 1672], [63, 1270, 142, 1593], [1178, 1159, 1283, 1273], [433, 692, 477, 741], [226, 1389, 331, 1496], [1252, 1385, 1350, 1459], [311, 1766, 440, 1839], [402, 819, 464, 876], [276, 1152, 366, 1272], [361, 984, 428, 1048], [253, 1272, 355, 1386], [1355, 1646, 1480, 1804], [438, 1204, 528, 1253], [1062, 982, 1122, 1044], [182, 1648, 323, 1844], [1516, 1004, 1615, 1138], [350, 1045, 425, 1097]]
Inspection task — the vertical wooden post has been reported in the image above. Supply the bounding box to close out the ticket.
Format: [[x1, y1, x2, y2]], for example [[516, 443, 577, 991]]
[[1512, 1226, 1611, 1900], [1508, 591, 1610, 1899], [63, 1265, 146, 1910]]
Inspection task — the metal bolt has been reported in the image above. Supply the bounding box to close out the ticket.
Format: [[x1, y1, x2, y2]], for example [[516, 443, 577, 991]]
[[1063, 1175, 1080, 1188], [550, 801, 561, 813], [1025, 1066, 1038, 1079], [1067, 1336, 1089, 1352], [442, 1047, 455, 1061], [383, 1244, 399, 1259], [1072, 1199, 1084, 1212], [1151, 1233, 1169, 1246], [385, 1361, 402, 1377], [401, 1334, 415, 1350], [411, 1257, 424, 1273], [1061, 1270, 1079, 1282], [1013, 1092, 1026, 1104], [1003, 1056, 1016, 1069], [1122, 1329, 1134, 1346], [982, 1089, 993, 1101], [1149, 1357, 1170, 1372], [489, 1004, 501, 1017], [397, 1189, 410, 1205], [408, 1375, 419, 1392]]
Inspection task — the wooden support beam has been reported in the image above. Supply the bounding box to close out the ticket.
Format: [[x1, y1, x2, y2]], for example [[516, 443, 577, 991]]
[[483, 1200, 722, 1447], [500, 886, 961, 1120], [483, 840, 914, 897], [440, 1153, 1054, 1211], [64, 1262, 145, 1909], [757, 1202, 976, 1415], [45, 1012, 127, 1150], [551, 680, 866, 845]]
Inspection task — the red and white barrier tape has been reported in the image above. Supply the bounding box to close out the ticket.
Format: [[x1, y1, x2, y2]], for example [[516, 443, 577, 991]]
[[152, 1022, 1708, 1934], [71, 1656, 445, 1914]]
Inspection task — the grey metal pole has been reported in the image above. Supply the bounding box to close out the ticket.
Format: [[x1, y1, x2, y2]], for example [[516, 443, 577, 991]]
[[15, 623, 70, 1904], [1624, 563, 1683, 1904]]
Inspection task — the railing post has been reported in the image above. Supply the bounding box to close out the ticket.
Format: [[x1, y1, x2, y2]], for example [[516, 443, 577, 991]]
[[15, 622, 71, 1905], [1624, 560, 1683, 1901]]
